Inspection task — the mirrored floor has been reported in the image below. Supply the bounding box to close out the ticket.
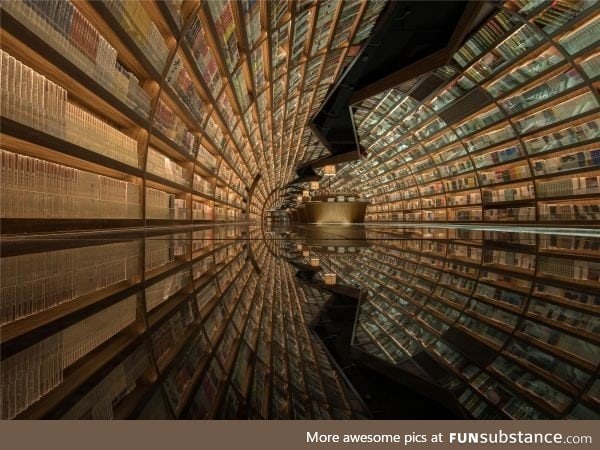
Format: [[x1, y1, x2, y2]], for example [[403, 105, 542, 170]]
[[1, 224, 599, 419]]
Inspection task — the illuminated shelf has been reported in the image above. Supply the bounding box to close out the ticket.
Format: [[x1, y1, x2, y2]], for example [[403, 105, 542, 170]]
[[329, 2, 600, 224]]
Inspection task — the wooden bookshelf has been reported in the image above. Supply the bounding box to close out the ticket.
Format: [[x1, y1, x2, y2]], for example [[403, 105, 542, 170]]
[[324, 1, 600, 225]]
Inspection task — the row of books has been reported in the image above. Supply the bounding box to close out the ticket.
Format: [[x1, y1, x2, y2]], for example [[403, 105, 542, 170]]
[[536, 175, 600, 198], [62, 345, 151, 419], [479, 164, 531, 185], [519, 319, 599, 366], [1, 239, 140, 324], [193, 173, 214, 195], [483, 248, 535, 272], [147, 147, 189, 187], [1, 49, 140, 168], [145, 269, 190, 312], [539, 201, 600, 220], [485, 48, 564, 98], [145, 237, 182, 272], [103, 0, 168, 73], [448, 192, 482, 206], [453, 11, 518, 67], [0, 149, 141, 219], [166, 54, 208, 124], [192, 201, 214, 220], [515, 91, 598, 134], [577, 51, 600, 78], [481, 184, 536, 203], [444, 176, 478, 192], [524, 117, 599, 154], [473, 144, 522, 168], [539, 234, 600, 255], [483, 206, 536, 222], [1, 1, 151, 117], [1, 48, 67, 135], [539, 255, 600, 283], [152, 300, 195, 365], [500, 68, 583, 115], [163, 329, 207, 412], [1, 294, 137, 419], [145, 187, 187, 220], [509, 0, 591, 28], [558, 14, 600, 55], [532, 148, 600, 176], [465, 24, 543, 84], [153, 98, 198, 157]]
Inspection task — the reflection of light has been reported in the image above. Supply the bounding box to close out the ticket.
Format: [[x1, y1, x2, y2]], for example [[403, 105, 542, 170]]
[[323, 273, 337, 285], [323, 165, 336, 176], [310, 257, 320, 267], [310, 181, 319, 190]]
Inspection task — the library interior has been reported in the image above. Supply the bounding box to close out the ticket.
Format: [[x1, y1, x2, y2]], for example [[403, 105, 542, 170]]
[[0, 0, 599, 420]]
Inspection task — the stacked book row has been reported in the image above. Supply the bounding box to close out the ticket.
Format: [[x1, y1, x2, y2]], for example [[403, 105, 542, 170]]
[[537, 174, 600, 198], [1, 1, 151, 117], [465, 24, 543, 83], [453, 11, 517, 67], [1, 50, 139, 168], [524, 117, 600, 154], [1, 294, 137, 419], [515, 91, 599, 134], [533, 148, 600, 175], [539, 201, 600, 220], [192, 201, 213, 220], [0, 149, 141, 219], [473, 145, 522, 168], [479, 164, 531, 185], [145, 187, 187, 220], [145, 270, 190, 312], [154, 99, 199, 158], [558, 14, 600, 55], [500, 68, 584, 114], [577, 51, 600, 78], [1, 240, 140, 324], [444, 175, 478, 192], [185, 19, 223, 99], [147, 147, 189, 187], [166, 54, 208, 124], [486, 48, 564, 98], [448, 192, 482, 206], [103, 0, 168, 72], [62, 344, 150, 419], [482, 184, 535, 203], [152, 301, 195, 365]]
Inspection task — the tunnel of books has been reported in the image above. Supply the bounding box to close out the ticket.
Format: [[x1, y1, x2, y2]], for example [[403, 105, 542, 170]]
[[1, 0, 599, 420]]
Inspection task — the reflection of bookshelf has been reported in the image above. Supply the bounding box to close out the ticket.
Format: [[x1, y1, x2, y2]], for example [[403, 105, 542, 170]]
[[317, 226, 600, 419], [330, 2, 600, 224], [1, 226, 366, 419], [1, 227, 249, 419]]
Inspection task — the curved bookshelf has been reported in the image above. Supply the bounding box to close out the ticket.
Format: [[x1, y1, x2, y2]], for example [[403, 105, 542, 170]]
[[326, 0, 600, 225]]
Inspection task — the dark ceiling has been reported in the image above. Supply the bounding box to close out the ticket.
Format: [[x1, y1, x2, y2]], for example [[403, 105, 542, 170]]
[[308, 0, 471, 167]]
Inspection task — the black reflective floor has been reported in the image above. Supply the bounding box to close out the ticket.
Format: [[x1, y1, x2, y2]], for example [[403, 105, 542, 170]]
[[1, 224, 599, 419]]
